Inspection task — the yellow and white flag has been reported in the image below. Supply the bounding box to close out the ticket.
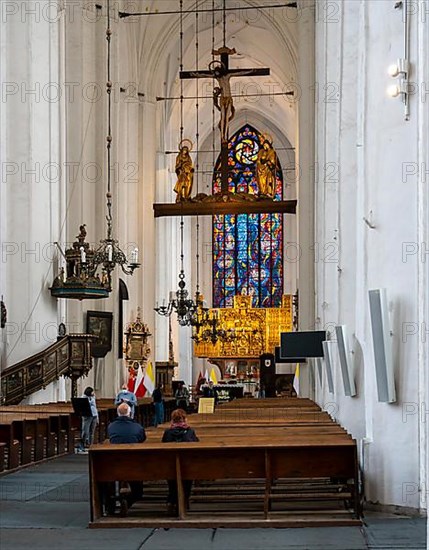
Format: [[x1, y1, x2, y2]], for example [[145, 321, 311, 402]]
[[209, 367, 218, 384], [293, 363, 300, 396], [143, 361, 155, 395]]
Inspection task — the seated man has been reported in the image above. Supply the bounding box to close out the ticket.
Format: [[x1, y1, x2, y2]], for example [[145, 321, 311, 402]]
[[106, 403, 146, 516], [162, 409, 199, 516]]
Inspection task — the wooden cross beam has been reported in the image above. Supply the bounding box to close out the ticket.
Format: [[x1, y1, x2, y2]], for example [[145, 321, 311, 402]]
[[153, 199, 297, 218]]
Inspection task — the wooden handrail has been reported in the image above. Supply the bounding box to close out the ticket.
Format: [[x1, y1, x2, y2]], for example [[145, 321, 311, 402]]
[[0, 334, 96, 405]]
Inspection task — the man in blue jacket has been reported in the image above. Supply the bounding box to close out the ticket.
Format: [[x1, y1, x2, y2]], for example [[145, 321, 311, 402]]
[[108, 403, 146, 443], [106, 403, 146, 515]]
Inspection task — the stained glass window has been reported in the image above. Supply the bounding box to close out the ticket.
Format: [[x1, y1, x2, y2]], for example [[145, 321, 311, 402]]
[[213, 125, 284, 308]]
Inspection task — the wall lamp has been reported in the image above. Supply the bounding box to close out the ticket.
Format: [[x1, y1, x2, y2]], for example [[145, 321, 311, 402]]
[[387, 58, 408, 78], [387, 0, 411, 121]]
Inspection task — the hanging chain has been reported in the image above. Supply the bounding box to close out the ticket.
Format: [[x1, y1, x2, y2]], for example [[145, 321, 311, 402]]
[[223, 0, 226, 47], [180, 217, 185, 275], [106, 0, 113, 239], [179, 0, 184, 146], [179, 0, 185, 276], [212, 0, 216, 184], [195, 2, 200, 295]]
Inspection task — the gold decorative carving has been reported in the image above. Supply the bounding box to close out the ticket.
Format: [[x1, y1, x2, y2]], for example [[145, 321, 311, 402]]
[[124, 308, 152, 364], [194, 294, 293, 359]]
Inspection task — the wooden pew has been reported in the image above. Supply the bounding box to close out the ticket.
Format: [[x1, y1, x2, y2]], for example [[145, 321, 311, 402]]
[[0, 407, 75, 455], [0, 414, 32, 469], [0, 443, 5, 473], [87, 397, 361, 527], [89, 435, 359, 528], [144, 425, 350, 443]]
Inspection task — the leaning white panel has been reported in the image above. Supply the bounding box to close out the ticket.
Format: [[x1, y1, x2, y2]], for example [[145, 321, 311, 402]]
[[322, 341, 335, 394], [368, 289, 396, 403], [315, 357, 323, 385], [335, 325, 356, 397]]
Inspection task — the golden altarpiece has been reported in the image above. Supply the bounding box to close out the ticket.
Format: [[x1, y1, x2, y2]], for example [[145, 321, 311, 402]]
[[194, 294, 293, 381]]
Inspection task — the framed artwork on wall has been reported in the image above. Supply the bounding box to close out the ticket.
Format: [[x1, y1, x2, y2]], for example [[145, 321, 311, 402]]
[[86, 311, 113, 358]]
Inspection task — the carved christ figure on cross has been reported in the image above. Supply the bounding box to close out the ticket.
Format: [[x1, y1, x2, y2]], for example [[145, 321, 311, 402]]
[[180, 47, 270, 146], [211, 47, 252, 144]]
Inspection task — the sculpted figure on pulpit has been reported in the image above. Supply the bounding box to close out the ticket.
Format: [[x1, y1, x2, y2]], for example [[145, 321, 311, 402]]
[[256, 138, 277, 198], [174, 142, 194, 202]]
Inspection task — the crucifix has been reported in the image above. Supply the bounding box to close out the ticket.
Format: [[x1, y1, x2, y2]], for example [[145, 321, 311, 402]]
[[180, 46, 270, 195]]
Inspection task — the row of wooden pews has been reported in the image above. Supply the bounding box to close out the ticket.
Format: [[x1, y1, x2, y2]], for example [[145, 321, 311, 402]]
[[89, 397, 361, 528], [0, 398, 175, 473]]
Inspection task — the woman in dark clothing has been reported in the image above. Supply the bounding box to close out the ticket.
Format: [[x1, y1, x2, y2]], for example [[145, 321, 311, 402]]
[[152, 383, 164, 427], [174, 382, 190, 411], [162, 409, 199, 515]]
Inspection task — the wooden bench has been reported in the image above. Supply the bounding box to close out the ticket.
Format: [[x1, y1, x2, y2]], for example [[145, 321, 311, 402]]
[[87, 397, 361, 528], [0, 418, 22, 470], [89, 435, 359, 528], [0, 396, 177, 473]]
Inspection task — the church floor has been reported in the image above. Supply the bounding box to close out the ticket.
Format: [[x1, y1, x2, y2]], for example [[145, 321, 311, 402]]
[[0, 455, 425, 550]]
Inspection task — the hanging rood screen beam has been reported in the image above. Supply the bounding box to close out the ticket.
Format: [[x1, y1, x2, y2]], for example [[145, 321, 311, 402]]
[[156, 92, 294, 101], [164, 147, 295, 154], [119, 3, 298, 18], [154, 199, 297, 218]]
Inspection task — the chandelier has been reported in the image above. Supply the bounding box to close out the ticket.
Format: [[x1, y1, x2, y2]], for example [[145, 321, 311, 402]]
[[50, 0, 139, 300], [192, 309, 236, 345], [155, 219, 205, 326]]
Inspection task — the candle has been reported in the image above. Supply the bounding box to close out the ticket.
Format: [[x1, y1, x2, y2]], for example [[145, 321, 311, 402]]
[[169, 290, 176, 302], [107, 244, 113, 262], [134, 247, 139, 264], [80, 246, 86, 263]]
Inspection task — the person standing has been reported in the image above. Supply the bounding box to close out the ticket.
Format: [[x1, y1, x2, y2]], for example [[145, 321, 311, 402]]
[[115, 383, 137, 419], [79, 386, 98, 452], [152, 383, 165, 427], [175, 382, 190, 411]]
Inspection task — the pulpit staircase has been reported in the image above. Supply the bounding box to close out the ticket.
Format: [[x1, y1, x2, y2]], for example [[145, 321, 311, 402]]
[[0, 335, 95, 405]]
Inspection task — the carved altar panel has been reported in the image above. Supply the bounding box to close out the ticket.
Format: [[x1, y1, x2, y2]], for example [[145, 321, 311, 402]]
[[194, 294, 293, 359]]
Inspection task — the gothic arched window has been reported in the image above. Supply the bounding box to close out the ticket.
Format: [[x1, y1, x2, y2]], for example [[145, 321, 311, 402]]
[[212, 125, 284, 308]]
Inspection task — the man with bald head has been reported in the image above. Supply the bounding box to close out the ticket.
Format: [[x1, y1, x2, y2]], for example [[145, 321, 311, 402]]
[[108, 402, 146, 444], [105, 403, 146, 516]]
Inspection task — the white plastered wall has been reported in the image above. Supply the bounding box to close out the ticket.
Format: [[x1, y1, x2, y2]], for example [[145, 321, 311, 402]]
[[314, 0, 429, 512]]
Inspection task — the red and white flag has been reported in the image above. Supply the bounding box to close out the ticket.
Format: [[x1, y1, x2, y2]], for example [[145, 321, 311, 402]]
[[134, 363, 147, 398]]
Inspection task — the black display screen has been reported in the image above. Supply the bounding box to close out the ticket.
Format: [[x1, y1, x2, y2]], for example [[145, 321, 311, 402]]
[[280, 331, 326, 358], [274, 346, 306, 364]]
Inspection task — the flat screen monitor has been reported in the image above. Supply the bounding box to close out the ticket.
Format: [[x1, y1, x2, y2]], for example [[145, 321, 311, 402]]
[[274, 346, 306, 364], [280, 331, 326, 358]]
